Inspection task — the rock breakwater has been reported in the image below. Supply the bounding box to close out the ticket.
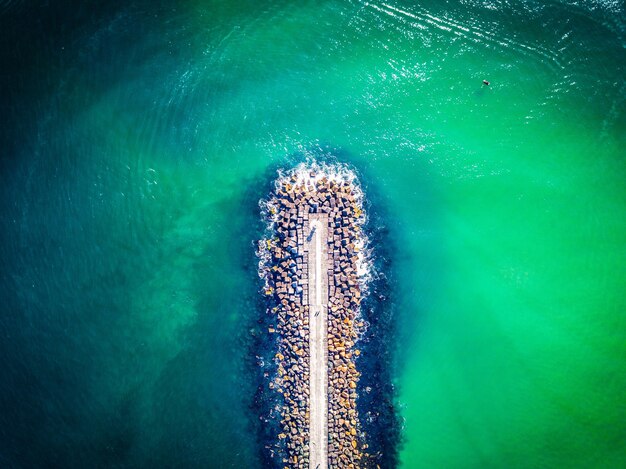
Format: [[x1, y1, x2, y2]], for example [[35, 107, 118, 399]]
[[258, 162, 370, 468]]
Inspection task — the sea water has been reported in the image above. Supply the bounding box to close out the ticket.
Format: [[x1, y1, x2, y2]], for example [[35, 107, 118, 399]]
[[0, 1, 624, 468]]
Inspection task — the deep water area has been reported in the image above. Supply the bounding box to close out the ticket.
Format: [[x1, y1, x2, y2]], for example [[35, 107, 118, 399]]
[[1, 1, 625, 468]]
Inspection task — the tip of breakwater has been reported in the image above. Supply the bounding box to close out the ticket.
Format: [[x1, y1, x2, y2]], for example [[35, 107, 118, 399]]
[[259, 161, 373, 294]]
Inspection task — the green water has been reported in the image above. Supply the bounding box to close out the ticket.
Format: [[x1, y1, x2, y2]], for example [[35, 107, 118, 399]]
[[0, 0, 624, 467]]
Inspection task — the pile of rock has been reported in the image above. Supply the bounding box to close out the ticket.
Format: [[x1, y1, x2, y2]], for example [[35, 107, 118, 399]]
[[259, 164, 368, 468]]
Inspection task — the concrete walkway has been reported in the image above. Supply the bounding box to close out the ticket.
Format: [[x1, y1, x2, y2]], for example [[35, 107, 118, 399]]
[[306, 215, 328, 469]]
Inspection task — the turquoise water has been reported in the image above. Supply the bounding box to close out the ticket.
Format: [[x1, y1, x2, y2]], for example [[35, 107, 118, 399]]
[[0, 1, 624, 467]]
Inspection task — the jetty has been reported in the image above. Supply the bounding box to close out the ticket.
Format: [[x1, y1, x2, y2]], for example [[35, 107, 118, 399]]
[[259, 163, 368, 468]]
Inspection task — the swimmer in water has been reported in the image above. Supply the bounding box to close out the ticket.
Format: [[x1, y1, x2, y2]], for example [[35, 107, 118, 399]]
[[483, 80, 490, 86]]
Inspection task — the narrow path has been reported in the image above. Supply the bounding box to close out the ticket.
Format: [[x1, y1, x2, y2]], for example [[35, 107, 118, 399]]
[[307, 215, 328, 469]]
